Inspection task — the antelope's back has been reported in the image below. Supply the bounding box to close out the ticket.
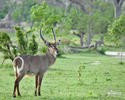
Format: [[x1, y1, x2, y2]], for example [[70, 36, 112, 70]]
[[19, 54, 49, 74]]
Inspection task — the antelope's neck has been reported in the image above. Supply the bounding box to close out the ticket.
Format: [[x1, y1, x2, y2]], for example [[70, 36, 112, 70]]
[[46, 53, 56, 66]]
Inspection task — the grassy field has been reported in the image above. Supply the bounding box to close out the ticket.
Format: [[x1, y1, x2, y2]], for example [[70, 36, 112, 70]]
[[0, 52, 125, 100]]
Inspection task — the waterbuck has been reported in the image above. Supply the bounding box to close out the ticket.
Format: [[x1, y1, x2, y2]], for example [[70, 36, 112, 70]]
[[12, 28, 60, 97]]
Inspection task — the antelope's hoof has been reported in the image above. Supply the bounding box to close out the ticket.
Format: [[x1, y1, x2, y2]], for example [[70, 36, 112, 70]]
[[13, 95, 16, 98], [18, 94, 21, 96], [38, 93, 41, 96]]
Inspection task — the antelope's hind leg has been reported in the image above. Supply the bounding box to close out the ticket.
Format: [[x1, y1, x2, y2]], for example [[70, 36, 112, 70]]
[[13, 73, 25, 98]]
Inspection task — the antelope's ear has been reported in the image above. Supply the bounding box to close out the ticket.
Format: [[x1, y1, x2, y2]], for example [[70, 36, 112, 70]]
[[56, 40, 61, 46]]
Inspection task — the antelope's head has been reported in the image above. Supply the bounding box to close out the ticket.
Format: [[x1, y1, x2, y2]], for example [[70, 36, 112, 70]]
[[40, 28, 60, 57]]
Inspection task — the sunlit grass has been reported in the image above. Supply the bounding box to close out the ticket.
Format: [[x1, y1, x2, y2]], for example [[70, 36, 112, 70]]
[[0, 52, 125, 100]]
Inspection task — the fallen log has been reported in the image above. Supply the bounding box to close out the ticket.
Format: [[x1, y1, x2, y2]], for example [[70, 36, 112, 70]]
[[70, 44, 94, 49]]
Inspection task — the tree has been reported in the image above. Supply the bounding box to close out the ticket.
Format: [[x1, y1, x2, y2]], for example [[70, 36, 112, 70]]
[[112, 0, 125, 18], [11, 0, 37, 25], [92, 1, 114, 43], [0, 4, 9, 19], [63, 7, 87, 46], [108, 14, 125, 46], [63, 0, 113, 46], [69, 0, 86, 12], [30, 1, 61, 35]]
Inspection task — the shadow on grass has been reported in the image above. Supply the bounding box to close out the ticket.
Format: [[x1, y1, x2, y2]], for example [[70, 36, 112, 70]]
[[57, 56, 67, 59]]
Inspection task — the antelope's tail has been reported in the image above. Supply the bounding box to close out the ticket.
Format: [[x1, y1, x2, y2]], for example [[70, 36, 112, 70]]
[[13, 56, 24, 77]]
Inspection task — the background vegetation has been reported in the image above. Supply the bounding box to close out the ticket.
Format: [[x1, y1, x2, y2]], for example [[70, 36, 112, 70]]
[[0, 0, 125, 99]]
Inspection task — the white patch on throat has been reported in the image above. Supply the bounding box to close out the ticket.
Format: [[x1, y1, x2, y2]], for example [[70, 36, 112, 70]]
[[53, 51, 57, 58]]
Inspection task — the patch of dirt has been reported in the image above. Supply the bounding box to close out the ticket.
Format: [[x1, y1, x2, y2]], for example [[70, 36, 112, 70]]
[[107, 90, 122, 95], [91, 61, 101, 65]]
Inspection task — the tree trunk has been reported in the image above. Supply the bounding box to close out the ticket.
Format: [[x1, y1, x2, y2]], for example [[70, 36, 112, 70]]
[[100, 32, 104, 44], [64, 0, 71, 16], [80, 33, 83, 46], [114, 4, 121, 18], [86, 21, 92, 46], [86, 0, 93, 46], [112, 0, 124, 18]]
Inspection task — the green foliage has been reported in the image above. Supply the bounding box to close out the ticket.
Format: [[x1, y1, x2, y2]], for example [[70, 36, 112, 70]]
[[28, 35, 38, 55], [0, 4, 9, 19], [14, 26, 27, 54], [0, 26, 38, 62], [11, 0, 36, 22], [14, 26, 38, 55], [108, 14, 125, 46], [57, 47, 65, 57], [97, 47, 106, 55], [40, 45, 47, 53], [31, 1, 61, 34], [0, 32, 17, 61], [63, 7, 87, 32]]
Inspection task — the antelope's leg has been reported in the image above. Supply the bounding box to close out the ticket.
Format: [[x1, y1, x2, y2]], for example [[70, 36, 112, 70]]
[[35, 74, 38, 96], [38, 74, 43, 96], [17, 83, 21, 96], [15, 73, 21, 96], [13, 73, 25, 98]]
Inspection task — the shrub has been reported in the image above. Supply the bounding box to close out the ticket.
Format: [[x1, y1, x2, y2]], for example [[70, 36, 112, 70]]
[[57, 48, 65, 57], [28, 35, 38, 55], [40, 45, 47, 53], [0, 32, 17, 61], [77, 63, 86, 82], [97, 47, 106, 55], [0, 26, 38, 62]]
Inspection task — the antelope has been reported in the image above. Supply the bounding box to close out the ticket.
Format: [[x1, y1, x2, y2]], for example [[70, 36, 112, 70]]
[[12, 28, 60, 98]]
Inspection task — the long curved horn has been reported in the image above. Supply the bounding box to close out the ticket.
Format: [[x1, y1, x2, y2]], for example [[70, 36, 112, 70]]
[[51, 28, 56, 42], [39, 29, 48, 44]]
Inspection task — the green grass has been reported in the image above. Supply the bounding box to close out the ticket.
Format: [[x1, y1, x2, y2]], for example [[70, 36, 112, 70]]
[[0, 52, 125, 100]]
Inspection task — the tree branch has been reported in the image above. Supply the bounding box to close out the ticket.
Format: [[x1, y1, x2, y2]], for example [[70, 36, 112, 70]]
[[119, 0, 125, 7], [73, 32, 81, 37], [113, 0, 118, 6]]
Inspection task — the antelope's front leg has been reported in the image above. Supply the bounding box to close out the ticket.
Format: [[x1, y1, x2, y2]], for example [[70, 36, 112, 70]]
[[35, 74, 38, 96], [38, 74, 43, 96]]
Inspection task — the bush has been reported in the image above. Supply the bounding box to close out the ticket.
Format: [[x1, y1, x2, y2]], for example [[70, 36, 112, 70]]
[[108, 14, 125, 46], [40, 45, 47, 53], [57, 48, 65, 57], [97, 47, 106, 55], [28, 35, 38, 55], [0, 26, 38, 62], [0, 32, 17, 61]]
